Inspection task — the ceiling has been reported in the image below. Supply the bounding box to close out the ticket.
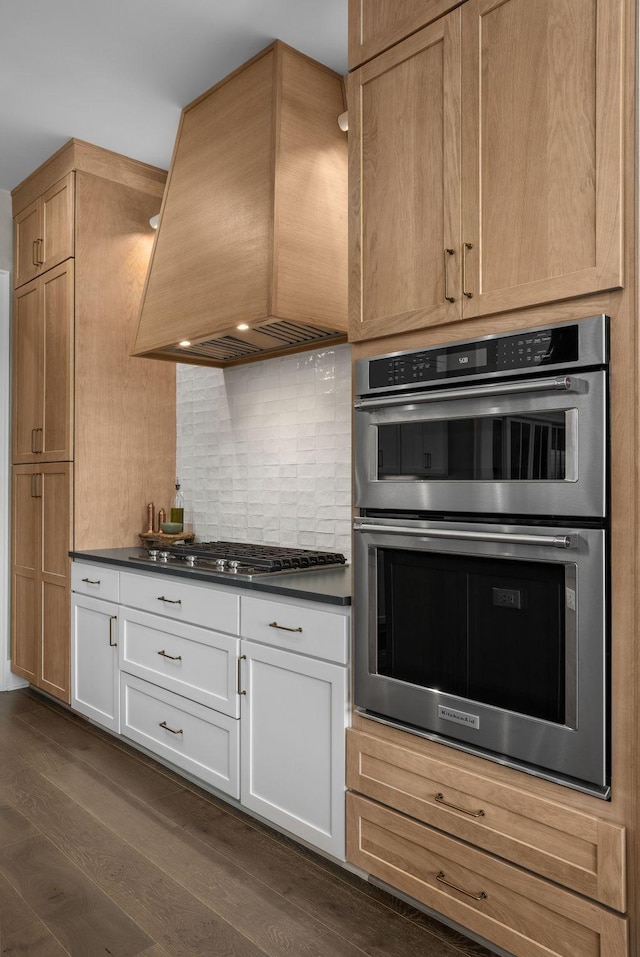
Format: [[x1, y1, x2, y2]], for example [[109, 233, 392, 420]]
[[0, 0, 348, 193]]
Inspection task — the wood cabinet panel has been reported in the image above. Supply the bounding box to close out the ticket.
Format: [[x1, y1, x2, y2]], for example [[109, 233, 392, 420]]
[[348, 0, 460, 68], [348, 793, 629, 957], [348, 728, 625, 910], [13, 200, 41, 287], [12, 262, 74, 464]]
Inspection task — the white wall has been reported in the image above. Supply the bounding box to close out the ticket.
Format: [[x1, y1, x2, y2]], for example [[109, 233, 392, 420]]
[[0, 190, 20, 689], [177, 344, 353, 560]]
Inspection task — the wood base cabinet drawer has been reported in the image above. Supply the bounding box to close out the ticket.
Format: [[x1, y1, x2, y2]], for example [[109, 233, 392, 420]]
[[120, 608, 240, 717], [347, 729, 626, 911], [120, 673, 239, 798], [347, 794, 628, 957]]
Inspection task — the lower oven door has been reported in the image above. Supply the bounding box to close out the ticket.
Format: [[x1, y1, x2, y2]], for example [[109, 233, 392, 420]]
[[353, 516, 608, 797]]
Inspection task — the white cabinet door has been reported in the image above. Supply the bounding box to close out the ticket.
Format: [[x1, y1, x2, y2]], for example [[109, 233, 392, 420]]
[[71, 594, 120, 732], [240, 641, 347, 860]]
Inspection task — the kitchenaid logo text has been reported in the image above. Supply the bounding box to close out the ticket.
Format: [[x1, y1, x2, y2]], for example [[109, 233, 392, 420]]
[[438, 705, 480, 730]]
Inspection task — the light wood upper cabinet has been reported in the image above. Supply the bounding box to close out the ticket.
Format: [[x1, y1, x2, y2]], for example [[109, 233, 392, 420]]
[[348, 0, 624, 342], [14, 173, 74, 288], [12, 261, 74, 464], [348, 12, 462, 342], [460, 0, 623, 319], [348, 0, 461, 68], [12, 463, 72, 703]]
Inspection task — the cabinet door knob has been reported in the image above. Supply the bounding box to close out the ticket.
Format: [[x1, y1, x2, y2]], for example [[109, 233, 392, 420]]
[[157, 649, 182, 661], [81, 577, 101, 585], [157, 596, 182, 605], [109, 615, 117, 647], [268, 621, 302, 633]]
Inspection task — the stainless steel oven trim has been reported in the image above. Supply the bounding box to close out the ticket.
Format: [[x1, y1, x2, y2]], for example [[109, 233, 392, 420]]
[[353, 517, 606, 792], [354, 370, 605, 517], [354, 374, 581, 411]]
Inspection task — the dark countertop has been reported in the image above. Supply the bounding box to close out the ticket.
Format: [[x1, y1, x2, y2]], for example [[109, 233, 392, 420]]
[[70, 548, 352, 607]]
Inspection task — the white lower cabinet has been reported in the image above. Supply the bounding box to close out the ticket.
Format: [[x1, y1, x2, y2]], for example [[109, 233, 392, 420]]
[[240, 640, 348, 859], [71, 593, 120, 732], [71, 561, 350, 860], [120, 672, 240, 797]]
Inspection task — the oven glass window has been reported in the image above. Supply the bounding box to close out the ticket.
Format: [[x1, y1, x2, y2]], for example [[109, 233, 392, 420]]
[[377, 411, 566, 480], [377, 548, 566, 723]]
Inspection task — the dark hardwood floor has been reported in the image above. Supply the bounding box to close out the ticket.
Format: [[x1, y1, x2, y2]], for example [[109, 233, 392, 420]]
[[0, 689, 496, 957]]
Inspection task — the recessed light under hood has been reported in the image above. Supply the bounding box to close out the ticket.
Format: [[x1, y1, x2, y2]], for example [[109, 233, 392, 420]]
[[130, 41, 348, 368]]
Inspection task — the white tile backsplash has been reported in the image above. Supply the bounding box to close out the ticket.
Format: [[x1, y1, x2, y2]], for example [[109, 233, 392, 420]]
[[177, 345, 352, 559]]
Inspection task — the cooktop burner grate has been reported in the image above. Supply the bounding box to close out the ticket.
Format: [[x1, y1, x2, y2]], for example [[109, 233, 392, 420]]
[[134, 540, 347, 576]]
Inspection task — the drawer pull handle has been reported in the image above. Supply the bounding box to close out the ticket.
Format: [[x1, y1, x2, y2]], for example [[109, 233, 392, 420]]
[[109, 615, 117, 647], [436, 871, 487, 901], [268, 621, 302, 633], [435, 793, 485, 818], [82, 578, 101, 585], [158, 650, 182, 661], [158, 596, 182, 605], [159, 720, 183, 735], [237, 654, 247, 695]]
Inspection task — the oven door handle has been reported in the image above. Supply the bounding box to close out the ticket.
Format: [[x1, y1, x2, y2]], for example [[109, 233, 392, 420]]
[[353, 520, 575, 549], [354, 375, 580, 410]]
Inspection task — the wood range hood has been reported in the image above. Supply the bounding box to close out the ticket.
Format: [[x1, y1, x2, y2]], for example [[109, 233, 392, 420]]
[[131, 41, 348, 368]]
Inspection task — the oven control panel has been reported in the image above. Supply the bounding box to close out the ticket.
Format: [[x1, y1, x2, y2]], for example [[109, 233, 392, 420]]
[[367, 324, 581, 390]]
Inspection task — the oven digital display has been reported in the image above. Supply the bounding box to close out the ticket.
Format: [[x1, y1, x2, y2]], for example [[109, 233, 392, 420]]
[[437, 346, 488, 373]]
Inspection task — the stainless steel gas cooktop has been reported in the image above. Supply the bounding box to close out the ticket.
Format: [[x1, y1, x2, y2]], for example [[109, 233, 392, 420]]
[[129, 540, 347, 580]]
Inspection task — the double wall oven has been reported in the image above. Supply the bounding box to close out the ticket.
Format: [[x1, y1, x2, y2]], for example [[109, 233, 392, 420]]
[[353, 316, 610, 797]]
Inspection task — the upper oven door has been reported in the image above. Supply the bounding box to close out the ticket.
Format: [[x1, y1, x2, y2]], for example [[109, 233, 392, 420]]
[[354, 369, 607, 518]]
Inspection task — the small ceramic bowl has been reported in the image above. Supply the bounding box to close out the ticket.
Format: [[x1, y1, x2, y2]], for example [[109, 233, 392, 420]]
[[161, 522, 183, 534]]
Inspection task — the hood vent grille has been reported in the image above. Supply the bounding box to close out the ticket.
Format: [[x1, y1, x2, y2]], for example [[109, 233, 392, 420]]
[[161, 321, 345, 366]]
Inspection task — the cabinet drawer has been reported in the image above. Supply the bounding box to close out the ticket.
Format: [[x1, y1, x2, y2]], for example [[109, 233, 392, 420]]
[[72, 562, 120, 603], [347, 794, 628, 957], [241, 595, 348, 664], [120, 608, 240, 717], [347, 729, 625, 911], [120, 571, 239, 634], [120, 673, 239, 798]]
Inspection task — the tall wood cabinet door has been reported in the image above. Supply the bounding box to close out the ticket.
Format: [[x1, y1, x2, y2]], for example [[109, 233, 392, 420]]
[[40, 173, 74, 274], [14, 200, 41, 288], [460, 0, 623, 317], [39, 463, 72, 703], [12, 281, 43, 463], [348, 11, 462, 343], [11, 467, 40, 684], [12, 262, 74, 464]]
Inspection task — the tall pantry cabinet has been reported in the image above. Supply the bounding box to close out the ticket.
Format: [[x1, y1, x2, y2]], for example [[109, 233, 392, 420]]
[[11, 139, 176, 703]]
